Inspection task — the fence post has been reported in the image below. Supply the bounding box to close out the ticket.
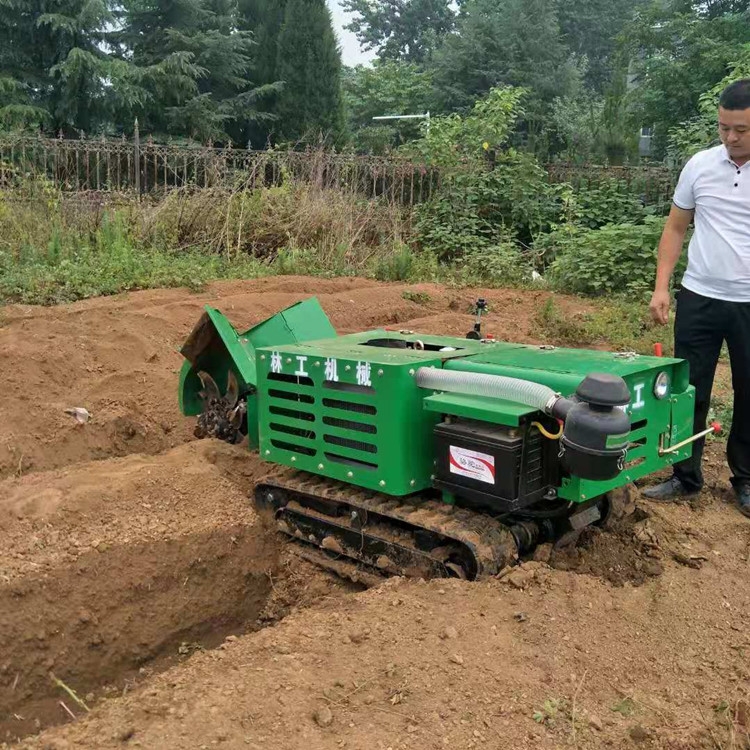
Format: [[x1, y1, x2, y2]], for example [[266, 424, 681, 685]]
[[134, 118, 141, 198]]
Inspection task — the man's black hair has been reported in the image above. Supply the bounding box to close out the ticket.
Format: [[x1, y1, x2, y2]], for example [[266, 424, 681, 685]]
[[719, 79, 750, 110]]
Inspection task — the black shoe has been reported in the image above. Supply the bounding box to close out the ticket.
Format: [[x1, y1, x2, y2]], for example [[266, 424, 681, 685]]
[[641, 476, 700, 502], [736, 485, 750, 518]]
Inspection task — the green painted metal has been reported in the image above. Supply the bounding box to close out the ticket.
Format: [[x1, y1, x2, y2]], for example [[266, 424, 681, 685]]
[[252, 330, 694, 503], [255, 344, 445, 496], [178, 298, 338, 448], [179, 297, 697, 508], [443, 343, 694, 502], [423, 392, 533, 426]]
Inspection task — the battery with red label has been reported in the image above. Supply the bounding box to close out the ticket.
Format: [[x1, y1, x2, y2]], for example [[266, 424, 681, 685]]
[[434, 419, 557, 512]]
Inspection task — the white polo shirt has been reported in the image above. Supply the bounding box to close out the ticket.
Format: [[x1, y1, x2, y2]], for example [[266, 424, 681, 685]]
[[673, 143, 750, 302]]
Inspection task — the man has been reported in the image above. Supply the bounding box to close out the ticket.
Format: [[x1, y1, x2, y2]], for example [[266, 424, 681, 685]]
[[644, 78, 750, 516]]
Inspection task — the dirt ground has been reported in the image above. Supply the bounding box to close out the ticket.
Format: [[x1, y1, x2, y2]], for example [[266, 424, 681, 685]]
[[1, 277, 748, 750]]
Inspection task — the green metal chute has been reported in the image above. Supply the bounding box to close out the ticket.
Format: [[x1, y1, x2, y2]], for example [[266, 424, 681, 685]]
[[178, 297, 337, 447]]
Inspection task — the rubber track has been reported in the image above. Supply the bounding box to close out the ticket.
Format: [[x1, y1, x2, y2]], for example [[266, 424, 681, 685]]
[[255, 471, 519, 580]]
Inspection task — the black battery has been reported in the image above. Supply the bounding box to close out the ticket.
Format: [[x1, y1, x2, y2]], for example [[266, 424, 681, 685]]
[[433, 418, 552, 513]]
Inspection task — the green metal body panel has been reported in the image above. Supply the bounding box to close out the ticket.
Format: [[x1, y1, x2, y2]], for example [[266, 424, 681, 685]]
[[179, 297, 697, 508], [254, 330, 695, 504], [423, 392, 533, 426], [255, 330, 477, 496], [443, 343, 694, 501]]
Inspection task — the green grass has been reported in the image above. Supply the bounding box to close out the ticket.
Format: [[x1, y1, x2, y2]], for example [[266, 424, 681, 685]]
[[535, 297, 673, 356], [0, 214, 269, 305]]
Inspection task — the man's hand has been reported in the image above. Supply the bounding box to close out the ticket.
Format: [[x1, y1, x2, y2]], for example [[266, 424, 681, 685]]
[[649, 205, 692, 326], [649, 290, 671, 325]]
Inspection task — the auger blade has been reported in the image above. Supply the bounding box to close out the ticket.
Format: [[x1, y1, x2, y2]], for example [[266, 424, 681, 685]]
[[197, 371, 221, 403], [224, 369, 239, 409]]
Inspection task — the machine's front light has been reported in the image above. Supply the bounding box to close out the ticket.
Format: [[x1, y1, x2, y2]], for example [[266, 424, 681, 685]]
[[654, 371, 670, 399]]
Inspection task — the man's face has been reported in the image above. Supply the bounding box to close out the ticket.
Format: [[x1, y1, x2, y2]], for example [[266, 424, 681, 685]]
[[719, 106, 750, 161]]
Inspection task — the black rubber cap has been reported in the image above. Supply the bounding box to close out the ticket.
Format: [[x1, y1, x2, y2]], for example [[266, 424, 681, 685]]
[[575, 373, 631, 408]]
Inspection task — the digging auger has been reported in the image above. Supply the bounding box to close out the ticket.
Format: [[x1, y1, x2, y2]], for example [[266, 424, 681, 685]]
[[178, 297, 697, 580]]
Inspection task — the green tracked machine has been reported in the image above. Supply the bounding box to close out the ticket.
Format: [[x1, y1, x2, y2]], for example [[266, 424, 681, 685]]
[[178, 297, 703, 580]]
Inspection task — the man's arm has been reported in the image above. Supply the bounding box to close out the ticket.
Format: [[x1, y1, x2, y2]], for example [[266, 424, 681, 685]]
[[649, 204, 694, 325]]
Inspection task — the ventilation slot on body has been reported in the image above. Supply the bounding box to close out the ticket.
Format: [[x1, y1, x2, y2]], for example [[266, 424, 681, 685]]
[[268, 373, 314, 387], [269, 389, 314, 405], [325, 452, 378, 471], [322, 398, 376, 415], [271, 440, 316, 457], [323, 381, 374, 395], [324, 434, 377, 454], [270, 405, 315, 422], [270, 423, 316, 440], [322, 416, 376, 434]]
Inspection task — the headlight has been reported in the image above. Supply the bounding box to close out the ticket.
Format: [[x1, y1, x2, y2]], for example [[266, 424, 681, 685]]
[[653, 371, 670, 399]]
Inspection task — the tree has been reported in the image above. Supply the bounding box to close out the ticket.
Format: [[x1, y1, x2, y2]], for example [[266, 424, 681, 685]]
[[624, 0, 750, 157], [274, 0, 344, 143], [235, 0, 286, 145], [341, 0, 457, 63], [343, 60, 434, 152], [119, 0, 273, 142], [557, 0, 649, 92], [0, 0, 146, 134], [237, 0, 287, 85], [0, 0, 52, 130], [429, 0, 581, 154], [401, 86, 527, 169], [668, 42, 750, 161]]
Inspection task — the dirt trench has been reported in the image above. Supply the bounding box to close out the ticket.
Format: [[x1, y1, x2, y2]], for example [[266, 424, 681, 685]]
[[0, 440, 354, 744], [1, 523, 274, 739]]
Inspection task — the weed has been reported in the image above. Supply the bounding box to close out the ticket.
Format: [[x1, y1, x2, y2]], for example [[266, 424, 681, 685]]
[[0, 211, 268, 304], [533, 698, 564, 727], [709, 396, 734, 443], [611, 698, 636, 717], [535, 297, 672, 355], [372, 244, 416, 282], [402, 290, 431, 304]]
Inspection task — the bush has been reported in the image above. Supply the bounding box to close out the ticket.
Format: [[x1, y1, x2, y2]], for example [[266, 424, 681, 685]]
[[371, 245, 442, 282], [414, 153, 558, 261], [566, 178, 649, 230], [547, 216, 681, 297], [144, 182, 407, 263], [458, 242, 535, 287]]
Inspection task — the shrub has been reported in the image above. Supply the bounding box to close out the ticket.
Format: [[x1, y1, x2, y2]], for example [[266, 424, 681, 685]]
[[458, 242, 535, 287], [565, 178, 649, 230], [414, 153, 558, 261], [546, 216, 684, 297], [142, 181, 408, 263]]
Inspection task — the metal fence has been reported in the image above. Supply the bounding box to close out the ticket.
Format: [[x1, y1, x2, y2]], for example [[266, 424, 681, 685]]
[[0, 130, 440, 205], [546, 162, 678, 211], [0, 131, 679, 209]]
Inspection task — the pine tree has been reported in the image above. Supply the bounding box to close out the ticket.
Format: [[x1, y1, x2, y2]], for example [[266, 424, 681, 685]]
[[0, 0, 50, 129], [237, 0, 286, 86], [0, 0, 145, 134], [233, 0, 287, 145], [119, 0, 271, 142], [274, 0, 344, 143]]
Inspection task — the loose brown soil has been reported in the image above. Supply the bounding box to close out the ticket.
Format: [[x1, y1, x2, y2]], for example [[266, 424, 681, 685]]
[[1, 277, 748, 750]]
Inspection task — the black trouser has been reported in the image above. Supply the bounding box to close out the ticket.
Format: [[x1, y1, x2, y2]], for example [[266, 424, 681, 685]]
[[673, 286, 750, 491]]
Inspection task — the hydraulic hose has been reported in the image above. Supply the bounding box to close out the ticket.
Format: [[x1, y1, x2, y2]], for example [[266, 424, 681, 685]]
[[415, 367, 561, 414]]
